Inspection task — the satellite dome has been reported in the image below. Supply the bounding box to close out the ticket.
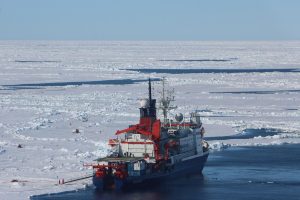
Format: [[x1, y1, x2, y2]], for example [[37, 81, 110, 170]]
[[175, 113, 183, 122], [139, 99, 149, 108]]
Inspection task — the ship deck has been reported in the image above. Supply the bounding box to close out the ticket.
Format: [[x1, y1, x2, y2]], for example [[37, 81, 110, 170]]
[[95, 157, 145, 162]]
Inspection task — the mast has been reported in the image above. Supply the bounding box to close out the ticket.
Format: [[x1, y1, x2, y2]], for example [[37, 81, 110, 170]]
[[159, 77, 177, 124], [162, 78, 167, 122]]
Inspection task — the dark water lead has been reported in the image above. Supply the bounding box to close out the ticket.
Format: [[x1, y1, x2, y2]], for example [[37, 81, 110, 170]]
[[211, 89, 300, 95], [15, 60, 61, 63], [126, 68, 300, 74], [31, 144, 300, 200], [1, 78, 161, 90], [205, 128, 283, 141], [286, 108, 298, 111], [0, 86, 43, 91], [159, 58, 238, 62]]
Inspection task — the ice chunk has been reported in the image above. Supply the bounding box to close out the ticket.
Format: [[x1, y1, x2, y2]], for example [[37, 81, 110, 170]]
[[0, 146, 6, 155], [209, 142, 231, 151], [77, 112, 88, 122]]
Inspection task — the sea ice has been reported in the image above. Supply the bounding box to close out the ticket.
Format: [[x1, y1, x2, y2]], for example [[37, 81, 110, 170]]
[[0, 41, 299, 199]]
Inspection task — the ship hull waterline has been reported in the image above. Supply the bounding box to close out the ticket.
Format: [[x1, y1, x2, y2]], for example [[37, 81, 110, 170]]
[[93, 152, 209, 190]]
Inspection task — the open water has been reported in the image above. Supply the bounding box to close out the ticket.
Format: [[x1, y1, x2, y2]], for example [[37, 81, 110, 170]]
[[31, 144, 300, 200]]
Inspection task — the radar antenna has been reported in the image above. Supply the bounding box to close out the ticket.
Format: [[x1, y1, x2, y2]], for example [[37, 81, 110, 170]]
[[158, 77, 177, 124]]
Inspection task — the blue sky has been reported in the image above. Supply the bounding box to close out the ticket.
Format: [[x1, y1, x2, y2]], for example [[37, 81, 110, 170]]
[[0, 0, 300, 40]]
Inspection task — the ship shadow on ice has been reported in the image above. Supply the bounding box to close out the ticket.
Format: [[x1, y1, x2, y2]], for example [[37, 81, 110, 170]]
[[204, 128, 282, 141], [126, 68, 300, 74], [1, 78, 161, 90]]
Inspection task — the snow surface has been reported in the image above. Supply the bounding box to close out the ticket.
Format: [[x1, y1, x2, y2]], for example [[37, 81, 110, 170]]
[[0, 41, 300, 199]]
